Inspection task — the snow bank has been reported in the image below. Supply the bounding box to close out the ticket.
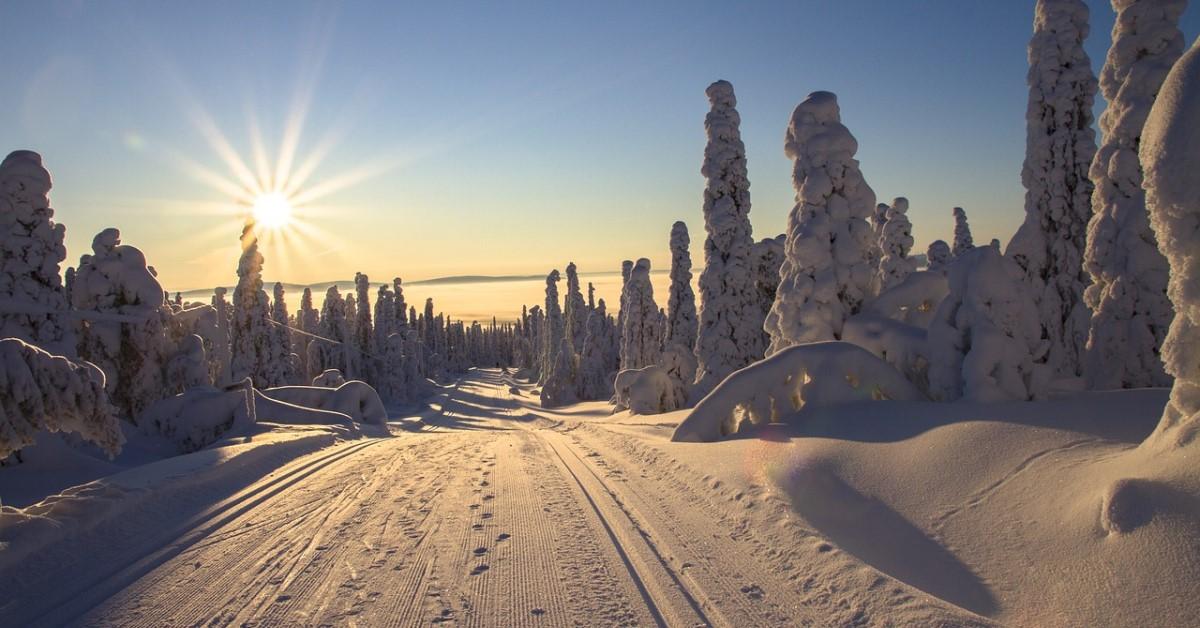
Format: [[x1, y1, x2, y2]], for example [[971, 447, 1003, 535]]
[[612, 365, 677, 415], [138, 382, 256, 453], [261, 381, 387, 425], [672, 341, 923, 442], [0, 338, 122, 459]]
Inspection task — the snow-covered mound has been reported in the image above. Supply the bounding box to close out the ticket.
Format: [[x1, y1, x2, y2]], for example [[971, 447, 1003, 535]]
[[261, 381, 388, 425]]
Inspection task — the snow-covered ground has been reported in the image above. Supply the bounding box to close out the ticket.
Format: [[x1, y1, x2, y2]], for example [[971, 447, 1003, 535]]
[[4, 368, 1188, 626]]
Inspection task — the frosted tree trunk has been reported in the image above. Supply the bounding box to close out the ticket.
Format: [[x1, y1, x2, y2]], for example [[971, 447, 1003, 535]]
[[1006, 0, 1099, 380], [1083, 0, 1185, 390], [765, 91, 877, 353], [694, 80, 764, 398]]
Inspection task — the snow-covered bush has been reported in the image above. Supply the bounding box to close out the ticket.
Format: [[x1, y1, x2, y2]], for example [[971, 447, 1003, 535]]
[[1140, 36, 1200, 447], [926, 240, 951, 270], [1006, 0, 1098, 379], [612, 365, 677, 415], [0, 150, 73, 354], [862, 270, 949, 329], [927, 246, 1043, 402], [1083, 0, 1184, 390], [671, 342, 923, 442], [766, 91, 877, 353], [619, 258, 662, 371], [261, 381, 387, 425], [540, 337, 578, 408], [138, 382, 255, 453], [952, 207, 974, 257], [694, 80, 765, 398], [0, 338, 122, 459], [875, 198, 918, 293]]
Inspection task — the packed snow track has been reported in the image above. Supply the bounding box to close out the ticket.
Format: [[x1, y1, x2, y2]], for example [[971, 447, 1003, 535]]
[[1, 369, 987, 627]]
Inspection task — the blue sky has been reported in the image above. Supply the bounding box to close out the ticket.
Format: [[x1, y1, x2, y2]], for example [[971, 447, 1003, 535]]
[[2, 1, 1196, 289]]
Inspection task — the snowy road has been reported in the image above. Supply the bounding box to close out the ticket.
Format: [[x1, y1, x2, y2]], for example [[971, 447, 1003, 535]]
[[5, 369, 983, 627]]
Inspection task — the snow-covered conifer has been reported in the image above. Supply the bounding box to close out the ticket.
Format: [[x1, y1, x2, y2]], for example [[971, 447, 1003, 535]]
[[876, 198, 918, 292], [694, 80, 764, 397], [620, 259, 662, 371], [765, 91, 877, 353], [0, 151, 72, 354], [577, 300, 612, 400], [229, 221, 276, 388], [927, 240, 952, 271], [310, 286, 349, 377], [952, 207, 975, 257], [1083, 0, 1185, 390], [665, 222, 698, 350], [1140, 37, 1200, 446], [353, 272, 374, 381], [1006, 0, 1099, 378], [540, 337, 578, 408], [564, 262, 587, 353], [269, 282, 297, 385], [540, 269, 564, 385]]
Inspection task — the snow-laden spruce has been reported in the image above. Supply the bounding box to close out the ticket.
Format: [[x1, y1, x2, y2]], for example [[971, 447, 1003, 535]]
[[576, 300, 612, 400], [952, 207, 974, 257], [0, 337, 123, 459], [619, 258, 662, 371], [1083, 0, 1185, 390], [750, 235, 785, 349], [0, 151, 73, 354], [876, 198, 918, 293], [539, 269, 564, 385], [927, 240, 952, 270], [927, 246, 1043, 402], [1006, 0, 1099, 379], [269, 282, 298, 386], [310, 286, 350, 377], [693, 80, 764, 398], [353, 272, 374, 381], [765, 91, 877, 353], [662, 222, 699, 408], [229, 221, 277, 388], [563, 262, 587, 353], [1140, 36, 1200, 447], [540, 337, 578, 408]]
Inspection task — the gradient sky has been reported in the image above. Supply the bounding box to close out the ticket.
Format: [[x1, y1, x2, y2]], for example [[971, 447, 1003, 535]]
[[2, 1, 1197, 291]]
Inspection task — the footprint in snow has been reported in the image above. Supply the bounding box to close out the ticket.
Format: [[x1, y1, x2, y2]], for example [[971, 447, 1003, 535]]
[[470, 564, 490, 575], [497, 533, 511, 541], [473, 547, 488, 555]]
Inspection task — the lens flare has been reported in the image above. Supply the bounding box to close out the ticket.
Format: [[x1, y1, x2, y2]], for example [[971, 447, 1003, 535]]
[[251, 192, 294, 229]]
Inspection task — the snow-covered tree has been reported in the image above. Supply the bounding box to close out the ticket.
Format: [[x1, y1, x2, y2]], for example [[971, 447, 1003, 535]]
[[310, 286, 349, 377], [393, 278, 407, 329], [353, 272, 374, 381], [1083, 0, 1185, 390], [870, 203, 890, 270], [577, 300, 612, 400], [750, 235, 785, 347], [694, 80, 764, 397], [540, 269, 564, 385], [1140, 36, 1200, 446], [662, 222, 699, 405], [0, 338, 122, 459], [564, 262, 587, 353], [766, 91, 877, 353], [927, 240, 952, 271], [1006, 0, 1099, 379], [229, 221, 277, 388], [952, 207, 975, 257], [927, 246, 1043, 402], [72, 228, 203, 420], [0, 150, 73, 354], [620, 258, 662, 371], [210, 287, 233, 384], [876, 198, 918, 292], [540, 337, 578, 408], [269, 282, 298, 385]]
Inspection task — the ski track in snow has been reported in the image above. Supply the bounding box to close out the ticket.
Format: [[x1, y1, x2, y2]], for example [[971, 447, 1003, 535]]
[[2, 369, 991, 627]]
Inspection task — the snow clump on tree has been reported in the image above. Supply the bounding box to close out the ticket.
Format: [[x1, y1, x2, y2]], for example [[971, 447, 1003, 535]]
[[876, 197, 918, 292]]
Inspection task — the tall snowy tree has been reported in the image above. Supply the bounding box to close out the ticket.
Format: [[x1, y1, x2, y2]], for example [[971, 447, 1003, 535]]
[[0, 150, 73, 354], [353, 272, 374, 381], [750, 235, 785, 349], [876, 197, 918, 292], [1005, 0, 1099, 379], [393, 277, 408, 328], [1140, 35, 1200, 447], [620, 259, 662, 371], [765, 91, 877, 353], [1083, 0, 1185, 390], [693, 80, 763, 397], [663, 222, 699, 405], [577, 300, 612, 400], [563, 262, 587, 352], [310, 286, 349, 378], [210, 287, 233, 384], [952, 207, 975, 257], [540, 269, 564, 385], [269, 282, 297, 385], [540, 337, 579, 408], [229, 221, 276, 388]]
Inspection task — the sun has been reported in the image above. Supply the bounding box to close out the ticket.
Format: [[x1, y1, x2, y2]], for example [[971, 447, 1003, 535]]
[[251, 192, 294, 229]]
